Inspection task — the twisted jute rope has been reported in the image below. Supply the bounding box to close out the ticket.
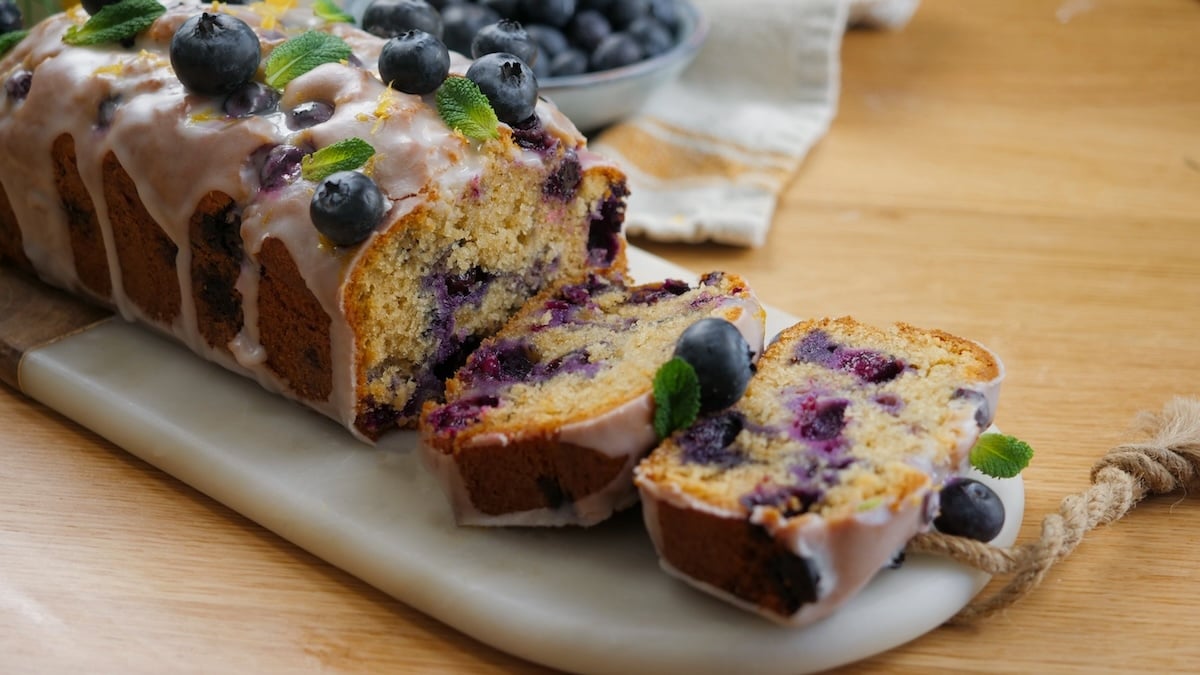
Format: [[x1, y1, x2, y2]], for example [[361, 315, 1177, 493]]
[[906, 396, 1200, 624]]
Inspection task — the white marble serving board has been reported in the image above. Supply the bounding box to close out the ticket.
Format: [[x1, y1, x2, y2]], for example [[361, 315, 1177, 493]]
[[18, 247, 1023, 675]]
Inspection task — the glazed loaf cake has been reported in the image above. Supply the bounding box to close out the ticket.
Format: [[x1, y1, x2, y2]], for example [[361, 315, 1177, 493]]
[[635, 317, 1004, 625], [419, 271, 766, 526], [0, 1, 627, 440]]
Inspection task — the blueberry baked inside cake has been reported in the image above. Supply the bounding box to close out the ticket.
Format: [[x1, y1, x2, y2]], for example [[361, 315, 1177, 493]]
[[0, 0, 627, 440], [419, 271, 766, 526], [635, 317, 1004, 625]]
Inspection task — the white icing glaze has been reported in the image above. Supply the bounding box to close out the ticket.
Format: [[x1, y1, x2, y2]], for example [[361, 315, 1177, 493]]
[[0, 1, 593, 440]]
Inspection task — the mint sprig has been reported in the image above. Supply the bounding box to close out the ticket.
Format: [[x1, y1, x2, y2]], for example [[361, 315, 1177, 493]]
[[264, 30, 352, 89], [0, 29, 27, 56], [969, 432, 1034, 479], [301, 137, 376, 182], [313, 0, 354, 24], [63, 0, 165, 46], [436, 76, 500, 141], [653, 357, 701, 440]]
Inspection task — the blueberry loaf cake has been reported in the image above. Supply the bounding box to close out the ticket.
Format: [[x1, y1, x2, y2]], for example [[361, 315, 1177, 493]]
[[0, 0, 627, 440], [419, 271, 766, 527], [635, 317, 1004, 625]]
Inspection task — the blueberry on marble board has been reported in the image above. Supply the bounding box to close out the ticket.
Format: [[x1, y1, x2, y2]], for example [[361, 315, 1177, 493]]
[[310, 171, 388, 247], [472, 19, 538, 65], [170, 13, 261, 97], [674, 317, 755, 413], [362, 0, 445, 39], [465, 52, 539, 125], [380, 30, 451, 94], [933, 478, 1005, 542]]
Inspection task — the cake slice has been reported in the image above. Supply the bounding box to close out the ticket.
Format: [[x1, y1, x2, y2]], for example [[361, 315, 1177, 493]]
[[635, 317, 1004, 625], [419, 271, 766, 527]]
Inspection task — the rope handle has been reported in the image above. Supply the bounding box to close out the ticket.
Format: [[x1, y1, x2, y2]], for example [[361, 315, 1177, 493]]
[[907, 397, 1200, 623]]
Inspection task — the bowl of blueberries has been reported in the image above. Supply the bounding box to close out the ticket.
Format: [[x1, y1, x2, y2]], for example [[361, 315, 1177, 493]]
[[348, 0, 708, 133]]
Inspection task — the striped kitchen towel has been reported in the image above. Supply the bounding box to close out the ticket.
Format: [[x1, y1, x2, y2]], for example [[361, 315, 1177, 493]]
[[592, 0, 919, 247]]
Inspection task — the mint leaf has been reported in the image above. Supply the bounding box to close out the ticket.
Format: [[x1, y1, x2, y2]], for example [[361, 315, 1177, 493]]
[[969, 432, 1034, 479], [264, 31, 352, 89], [63, 0, 165, 46], [314, 0, 354, 23], [0, 30, 27, 56], [436, 76, 499, 141], [301, 137, 376, 182], [653, 357, 701, 440]]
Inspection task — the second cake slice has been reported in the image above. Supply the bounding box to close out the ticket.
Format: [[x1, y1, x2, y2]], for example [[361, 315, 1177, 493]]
[[419, 272, 766, 527]]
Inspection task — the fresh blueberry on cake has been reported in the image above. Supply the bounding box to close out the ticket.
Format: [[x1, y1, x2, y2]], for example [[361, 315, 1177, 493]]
[[635, 317, 1004, 625], [419, 271, 766, 527]]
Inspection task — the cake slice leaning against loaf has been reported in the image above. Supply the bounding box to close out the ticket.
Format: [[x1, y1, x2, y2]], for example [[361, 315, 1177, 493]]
[[419, 271, 766, 527], [635, 317, 1004, 626]]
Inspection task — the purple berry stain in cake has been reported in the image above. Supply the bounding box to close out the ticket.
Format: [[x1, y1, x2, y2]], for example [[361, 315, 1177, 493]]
[[788, 393, 850, 443], [741, 482, 823, 518], [358, 396, 406, 438], [629, 278, 690, 304], [678, 412, 747, 468], [543, 149, 582, 201], [952, 387, 993, 428], [510, 114, 557, 153], [460, 339, 600, 393], [427, 395, 501, 434], [587, 182, 628, 267], [872, 392, 905, 415], [794, 330, 907, 384]]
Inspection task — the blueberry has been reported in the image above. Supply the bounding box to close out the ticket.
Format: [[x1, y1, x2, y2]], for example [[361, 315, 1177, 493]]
[[530, 45, 551, 77], [0, 1, 20, 33], [589, 32, 641, 71], [81, 0, 120, 15], [222, 81, 279, 118], [478, 0, 519, 16], [362, 0, 444, 39], [170, 13, 261, 97], [520, 0, 576, 28], [549, 48, 588, 76], [465, 52, 538, 125], [4, 69, 30, 101], [648, 0, 679, 31], [627, 16, 672, 57], [525, 23, 569, 57], [441, 3, 500, 54], [472, 20, 538, 65], [259, 144, 305, 190], [310, 171, 388, 246], [934, 478, 1005, 542], [578, 0, 613, 10], [606, 0, 649, 28], [567, 10, 611, 52], [379, 30, 450, 94], [674, 317, 754, 413], [288, 100, 334, 129]]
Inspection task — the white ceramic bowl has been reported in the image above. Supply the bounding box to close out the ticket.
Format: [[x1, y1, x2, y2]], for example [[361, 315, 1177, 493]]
[[539, 0, 709, 134]]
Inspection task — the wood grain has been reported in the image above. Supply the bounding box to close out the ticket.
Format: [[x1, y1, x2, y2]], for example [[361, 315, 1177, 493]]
[[0, 267, 109, 390], [2, 0, 1199, 672]]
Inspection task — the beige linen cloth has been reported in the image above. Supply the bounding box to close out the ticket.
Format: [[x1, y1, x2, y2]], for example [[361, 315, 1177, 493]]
[[592, 0, 920, 246]]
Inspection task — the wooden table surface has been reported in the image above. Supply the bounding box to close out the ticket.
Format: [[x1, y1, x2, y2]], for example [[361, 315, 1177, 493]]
[[3, 0, 1198, 672]]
